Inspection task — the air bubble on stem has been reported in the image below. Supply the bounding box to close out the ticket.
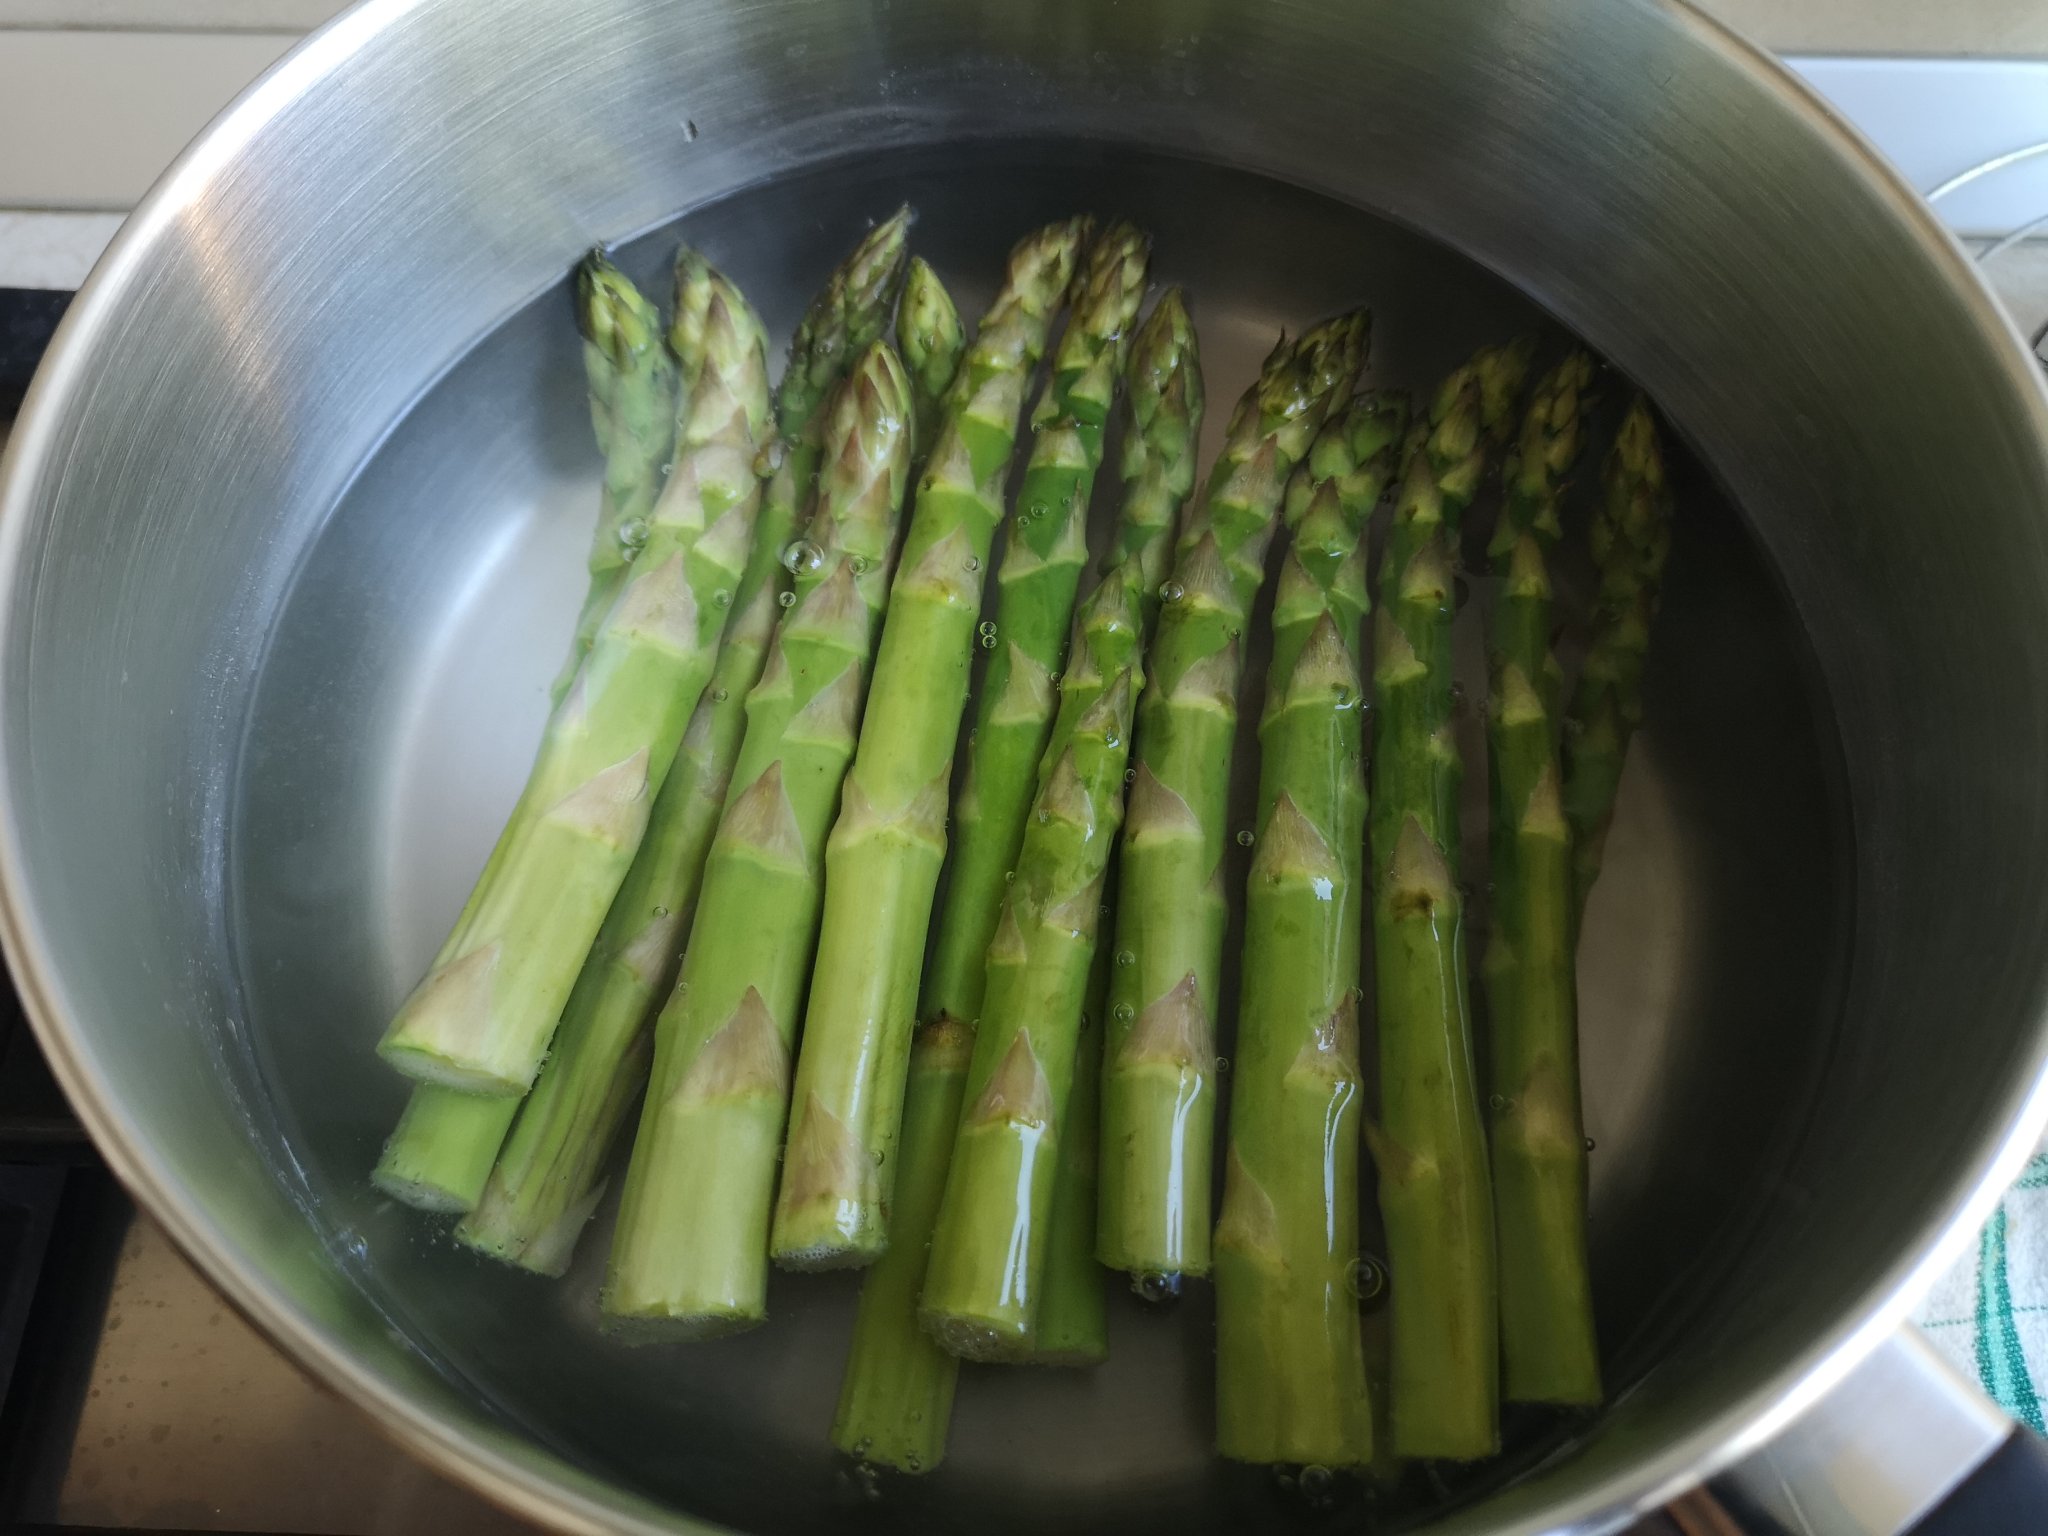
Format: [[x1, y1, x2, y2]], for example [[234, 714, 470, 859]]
[[1132, 1271, 1182, 1305]]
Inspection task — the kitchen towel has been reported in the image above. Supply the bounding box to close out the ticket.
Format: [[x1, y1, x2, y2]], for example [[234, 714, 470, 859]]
[[1915, 1147, 2048, 1430]]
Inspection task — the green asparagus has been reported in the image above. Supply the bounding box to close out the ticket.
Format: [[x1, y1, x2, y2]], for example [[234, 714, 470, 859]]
[[444, 218, 911, 1263], [605, 341, 914, 1332], [552, 252, 693, 700], [1096, 313, 1370, 1286], [921, 312, 1366, 1355], [921, 220, 1151, 1095], [830, 289, 1201, 1465], [1485, 352, 1600, 1403], [1564, 397, 1672, 909], [1216, 392, 1406, 1468], [1370, 344, 1529, 1461], [898, 257, 966, 466], [770, 217, 1089, 1269], [379, 254, 771, 1096]]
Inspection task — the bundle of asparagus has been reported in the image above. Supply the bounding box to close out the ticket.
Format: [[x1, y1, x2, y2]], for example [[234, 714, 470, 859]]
[[362, 204, 1689, 1488], [1484, 352, 1599, 1405], [1369, 344, 1528, 1463], [379, 255, 771, 1098], [771, 217, 1090, 1269], [605, 337, 915, 1332], [830, 288, 1205, 1469]]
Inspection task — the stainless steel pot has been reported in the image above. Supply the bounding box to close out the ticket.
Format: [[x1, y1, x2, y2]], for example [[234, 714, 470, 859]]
[[5, 0, 2048, 1532]]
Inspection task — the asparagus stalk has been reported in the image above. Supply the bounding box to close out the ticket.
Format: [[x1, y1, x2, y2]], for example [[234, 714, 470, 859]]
[[379, 254, 771, 1096], [1564, 397, 1673, 909], [770, 217, 1090, 1268], [917, 518, 1143, 1358], [830, 290, 1202, 1465], [444, 219, 912, 1262], [604, 341, 915, 1332], [922, 312, 1367, 1355], [899, 257, 966, 466], [552, 253, 693, 701], [1370, 344, 1529, 1462], [1216, 392, 1406, 1468], [1024, 925, 1112, 1365], [921, 220, 1152, 1091], [1095, 313, 1371, 1286], [1485, 352, 1601, 1402]]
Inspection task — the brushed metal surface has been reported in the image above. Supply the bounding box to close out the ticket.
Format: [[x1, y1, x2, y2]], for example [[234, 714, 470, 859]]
[[3, 1, 2048, 1534]]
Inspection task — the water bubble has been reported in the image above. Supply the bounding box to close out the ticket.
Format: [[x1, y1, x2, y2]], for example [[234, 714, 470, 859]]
[[1113, 1001, 1135, 1022], [1050, 672, 1063, 692], [1214, 1055, 1231, 1077], [713, 588, 732, 608], [1584, 1136, 1598, 1152], [617, 517, 651, 555], [778, 590, 797, 608], [1488, 1093, 1508, 1110], [965, 555, 981, 573], [1346, 1254, 1388, 1303], [1124, 767, 1137, 784], [905, 1452, 922, 1472], [850, 554, 871, 575], [782, 538, 825, 576], [1235, 828, 1256, 848], [712, 688, 728, 703], [1298, 1465, 1336, 1510], [1160, 579, 1186, 604], [1133, 1270, 1182, 1305], [978, 621, 999, 650], [1004, 870, 1017, 884], [873, 1149, 886, 1166], [653, 906, 670, 918], [1117, 951, 1135, 967]]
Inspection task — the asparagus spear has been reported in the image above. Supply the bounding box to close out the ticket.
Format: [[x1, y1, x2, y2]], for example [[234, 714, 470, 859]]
[[445, 219, 912, 1263], [899, 257, 966, 466], [1095, 313, 1371, 1287], [770, 217, 1090, 1269], [1370, 344, 1529, 1462], [552, 253, 694, 700], [1485, 352, 1601, 1402], [1216, 392, 1406, 1468], [379, 254, 771, 1096], [830, 290, 1202, 1466], [604, 341, 914, 1332], [1564, 397, 1672, 909], [921, 220, 1152, 1094], [923, 312, 1367, 1355]]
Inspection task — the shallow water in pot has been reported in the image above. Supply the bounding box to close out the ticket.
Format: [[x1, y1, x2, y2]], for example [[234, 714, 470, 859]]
[[228, 143, 1848, 1533]]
